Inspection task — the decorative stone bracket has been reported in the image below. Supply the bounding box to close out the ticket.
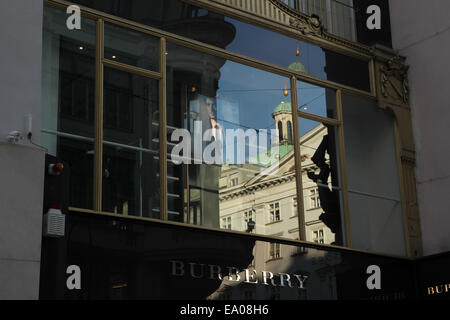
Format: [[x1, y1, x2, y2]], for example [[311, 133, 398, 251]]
[[380, 55, 410, 104], [289, 14, 324, 36], [374, 48, 423, 257]]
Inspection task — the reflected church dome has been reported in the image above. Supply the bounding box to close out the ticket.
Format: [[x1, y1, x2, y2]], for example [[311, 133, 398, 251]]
[[288, 61, 308, 74]]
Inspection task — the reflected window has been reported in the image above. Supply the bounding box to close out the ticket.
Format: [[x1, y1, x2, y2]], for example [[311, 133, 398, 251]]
[[243, 210, 253, 228], [269, 202, 281, 223], [287, 121, 293, 143], [278, 121, 283, 144], [221, 216, 232, 230], [313, 229, 325, 244], [310, 188, 321, 209], [269, 243, 281, 260]]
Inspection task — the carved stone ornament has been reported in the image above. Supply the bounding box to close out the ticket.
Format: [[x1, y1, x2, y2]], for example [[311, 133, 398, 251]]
[[380, 55, 410, 104], [266, 0, 324, 35], [289, 14, 324, 36]]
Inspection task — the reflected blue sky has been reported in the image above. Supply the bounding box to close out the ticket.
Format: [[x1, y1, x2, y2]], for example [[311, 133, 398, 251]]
[[216, 17, 329, 137], [225, 17, 327, 80], [215, 61, 328, 138]]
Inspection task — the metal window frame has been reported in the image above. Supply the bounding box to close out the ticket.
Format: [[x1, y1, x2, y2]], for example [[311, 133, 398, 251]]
[[43, 0, 411, 259]]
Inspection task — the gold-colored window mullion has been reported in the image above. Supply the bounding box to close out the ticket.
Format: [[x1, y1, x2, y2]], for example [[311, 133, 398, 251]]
[[94, 19, 105, 212], [394, 121, 413, 257], [159, 37, 168, 221], [102, 59, 162, 80], [297, 110, 340, 126], [290, 76, 306, 241], [335, 89, 352, 247], [369, 58, 377, 97]]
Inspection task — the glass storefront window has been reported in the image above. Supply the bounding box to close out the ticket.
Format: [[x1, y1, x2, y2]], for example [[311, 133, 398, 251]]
[[40, 3, 408, 256], [224, 17, 370, 91], [166, 42, 300, 240], [104, 23, 159, 71], [298, 118, 344, 246], [69, 0, 371, 92], [57, 138, 94, 209], [342, 94, 405, 255], [297, 80, 338, 119], [41, 7, 96, 209], [102, 67, 160, 218]]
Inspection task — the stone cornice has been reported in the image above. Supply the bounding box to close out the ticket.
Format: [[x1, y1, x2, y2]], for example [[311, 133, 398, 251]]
[[220, 173, 296, 201]]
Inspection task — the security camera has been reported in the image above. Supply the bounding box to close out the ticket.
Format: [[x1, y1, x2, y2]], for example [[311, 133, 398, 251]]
[[7, 131, 23, 143]]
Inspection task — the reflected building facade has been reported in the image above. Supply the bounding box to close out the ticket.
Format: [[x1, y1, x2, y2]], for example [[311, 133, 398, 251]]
[[218, 105, 338, 245]]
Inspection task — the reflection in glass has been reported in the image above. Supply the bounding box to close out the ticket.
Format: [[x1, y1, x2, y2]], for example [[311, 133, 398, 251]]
[[104, 23, 159, 71], [225, 17, 326, 80], [102, 146, 159, 218], [207, 240, 341, 300], [225, 16, 370, 91], [42, 7, 96, 146], [102, 68, 160, 218], [41, 7, 96, 209], [50, 212, 417, 300], [342, 94, 405, 255], [299, 118, 343, 245], [103, 68, 159, 148], [297, 81, 337, 119], [57, 137, 94, 209], [69, 0, 371, 92], [166, 42, 299, 240]]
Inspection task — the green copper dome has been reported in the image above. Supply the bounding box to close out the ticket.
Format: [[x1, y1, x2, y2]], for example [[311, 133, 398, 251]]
[[273, 101, 292, 115], [288, 61, 308, 74]]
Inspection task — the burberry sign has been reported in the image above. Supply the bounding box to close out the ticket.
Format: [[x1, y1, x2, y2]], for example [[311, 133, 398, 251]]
[[170, 260, 308, 289]]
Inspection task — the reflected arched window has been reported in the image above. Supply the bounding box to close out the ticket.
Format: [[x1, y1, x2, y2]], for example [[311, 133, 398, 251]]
[[278, 121, 283, 143], [287, 121, 293, 142]]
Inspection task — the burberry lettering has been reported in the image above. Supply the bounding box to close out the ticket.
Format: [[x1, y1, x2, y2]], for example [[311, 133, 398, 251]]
[[170, 260, 308, 289]]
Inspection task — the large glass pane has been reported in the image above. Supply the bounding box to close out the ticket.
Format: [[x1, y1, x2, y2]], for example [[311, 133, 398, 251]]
[[69, 0, 371, 92], [57, 137, 94, 209], [299, 118, 344, 246], [166, 42, 299, 240], [41, 7, 96, 209], [102, 146, 159, 218], [42, 6, 96, 145], [224, 17, 369, 91], [297, 80, 337, 119], [342, 94, 405, 255], [102, 67, 160, 218], [103, 67, 159, 148], [104, 23, 159, 71]]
